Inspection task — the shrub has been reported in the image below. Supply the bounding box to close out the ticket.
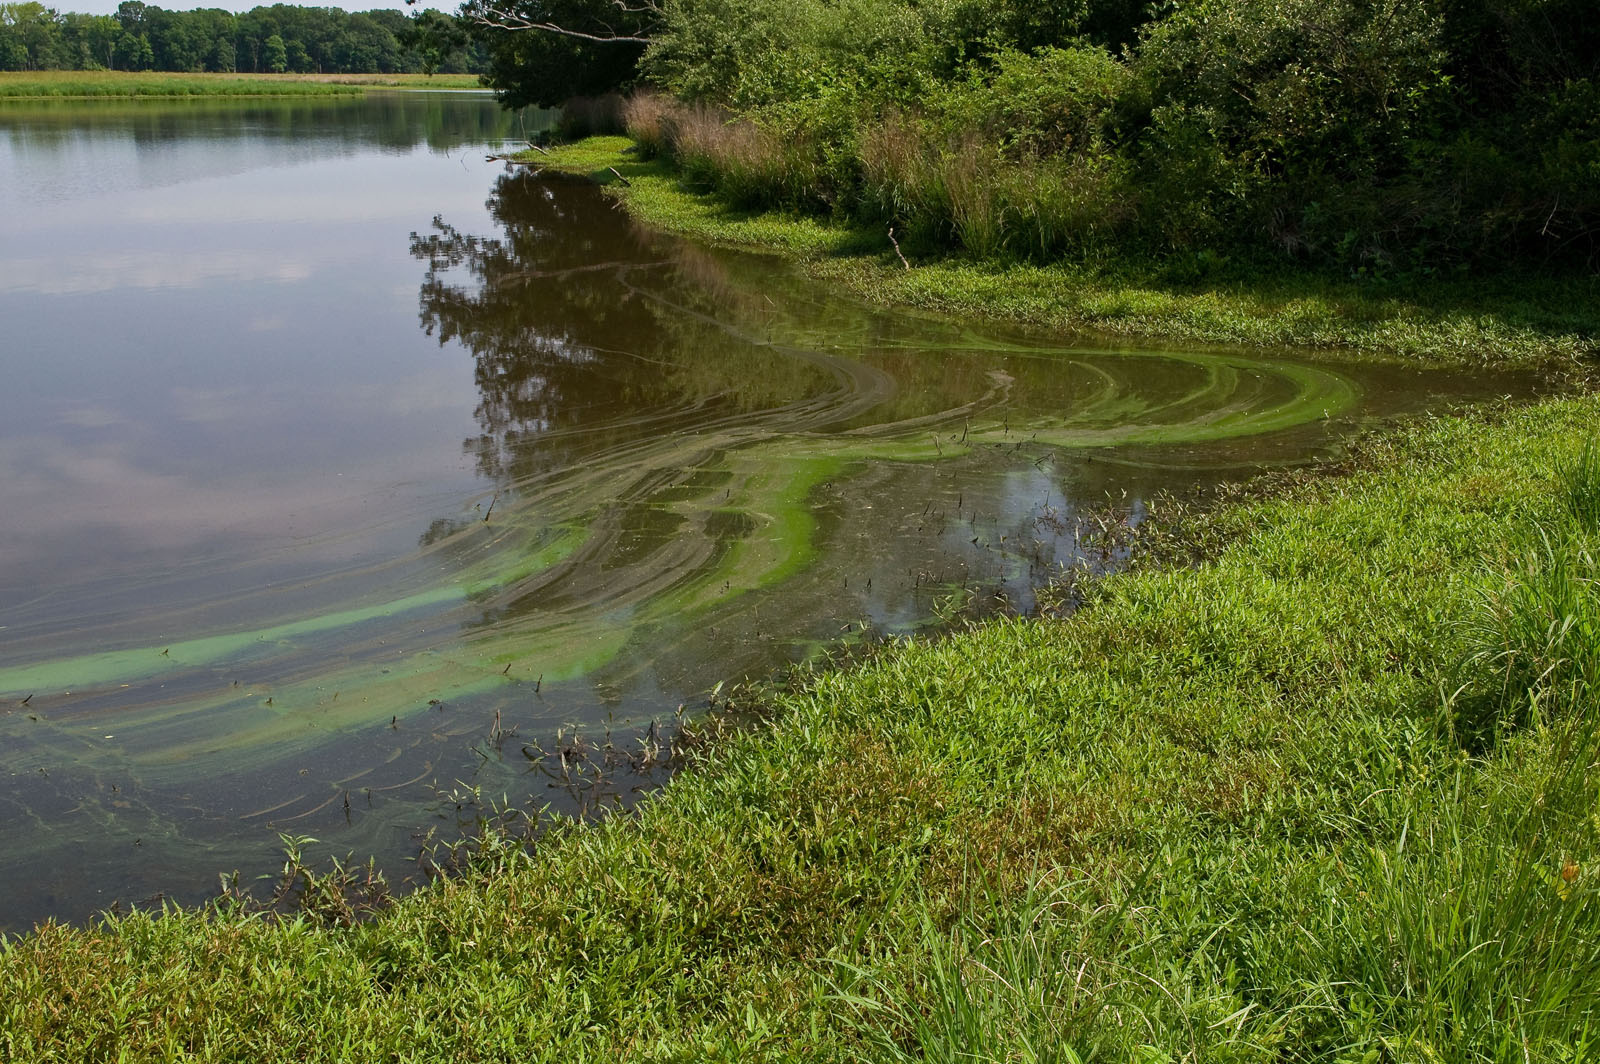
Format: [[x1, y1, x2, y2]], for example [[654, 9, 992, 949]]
[[621, 90, 675, 159], [940, 44, 1131, 161]]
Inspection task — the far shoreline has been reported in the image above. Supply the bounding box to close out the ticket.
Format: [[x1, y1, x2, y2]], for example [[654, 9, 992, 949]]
[[0, 70, 484, 99]]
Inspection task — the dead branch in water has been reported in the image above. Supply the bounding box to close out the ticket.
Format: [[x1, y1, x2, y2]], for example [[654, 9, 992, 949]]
[[888, 227, 911, 270]]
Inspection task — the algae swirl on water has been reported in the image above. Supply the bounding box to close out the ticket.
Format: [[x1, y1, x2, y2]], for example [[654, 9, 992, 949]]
[[0, 171, 1384, 917], [0, 281, 1355, 759]]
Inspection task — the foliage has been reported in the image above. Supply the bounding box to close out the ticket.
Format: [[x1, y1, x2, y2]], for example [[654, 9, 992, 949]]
[[543, 134, 1600, 366], [515, 0, 1600, 274], [468, 0, 650, 107], [0, 2, 487, 76], [398, 9, 466, 78]]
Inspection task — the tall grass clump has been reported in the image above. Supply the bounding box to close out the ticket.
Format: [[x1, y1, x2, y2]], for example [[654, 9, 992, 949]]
[[857, 121, 1007, 258], [1466, 532, 1600, 730], [996, 154, 1131, 261], [1309, 753, 1600, 1060], [1311, 434, 1600, 1059], [834, 878, 1234, 1062], [858, 112, 948, 244], [934, 135, 1005, 259], [860, 127, 1129, 261], [1461, 438, 1600, 733], [1560, 437, 1600, 533], [621, 91, 675, 159], [625, 94, 829, 211]]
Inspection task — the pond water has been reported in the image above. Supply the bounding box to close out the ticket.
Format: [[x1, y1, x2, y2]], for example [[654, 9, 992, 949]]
[[0, 92, 1536, 930]]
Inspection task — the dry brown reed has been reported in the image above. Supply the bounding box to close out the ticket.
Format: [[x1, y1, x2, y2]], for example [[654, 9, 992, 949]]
[[860, 111, 947, 228], [621, 91, 675, 159], [860, 118, 1006, 256], [938, 133, 1004, 257], [624, 92, 822, 210], [861, 110, 1132, 258], [622, 93, 1131, 258]]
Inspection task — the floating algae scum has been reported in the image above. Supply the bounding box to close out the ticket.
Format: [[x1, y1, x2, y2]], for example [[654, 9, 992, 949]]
[[0, 95, 1540, 929]]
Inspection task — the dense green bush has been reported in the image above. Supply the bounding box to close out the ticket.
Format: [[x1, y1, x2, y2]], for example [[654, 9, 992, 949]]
[[595, 0, 1600, 273]]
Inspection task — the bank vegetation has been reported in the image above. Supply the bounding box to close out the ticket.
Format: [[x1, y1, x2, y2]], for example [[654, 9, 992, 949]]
[[5, 392, 1600, 1059]]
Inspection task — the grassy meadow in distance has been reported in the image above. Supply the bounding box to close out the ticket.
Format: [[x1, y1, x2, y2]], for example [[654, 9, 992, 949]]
[[0, 71, 483, 98]]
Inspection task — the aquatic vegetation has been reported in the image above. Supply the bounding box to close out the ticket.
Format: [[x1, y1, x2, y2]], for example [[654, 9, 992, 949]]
[[0, 163, 1539, 930], [4, 389, 1597, 1061]]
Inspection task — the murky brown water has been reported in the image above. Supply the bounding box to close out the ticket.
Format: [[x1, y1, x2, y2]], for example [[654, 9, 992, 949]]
[[0, 93, 1540, 930]]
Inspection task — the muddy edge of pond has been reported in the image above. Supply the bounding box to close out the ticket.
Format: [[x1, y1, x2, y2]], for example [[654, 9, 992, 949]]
[[527, 136, 1600, 372]]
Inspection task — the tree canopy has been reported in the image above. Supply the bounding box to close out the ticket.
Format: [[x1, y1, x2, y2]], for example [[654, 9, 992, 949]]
[[475, 0, 1598, 272], [0, 2, 487, 75]]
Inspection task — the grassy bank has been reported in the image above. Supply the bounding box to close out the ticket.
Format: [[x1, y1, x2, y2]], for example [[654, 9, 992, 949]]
[[532, 136, 1599, 370], [0, 71, 482, 98], [4, 388, 1599, 1059]]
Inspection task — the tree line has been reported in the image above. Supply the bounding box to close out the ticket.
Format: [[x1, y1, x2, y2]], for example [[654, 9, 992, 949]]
[[0, 1, 487, 75], [472, 0, 1599, 275]]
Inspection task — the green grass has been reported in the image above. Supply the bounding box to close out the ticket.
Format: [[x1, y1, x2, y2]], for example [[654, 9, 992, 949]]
[[0, 71, 482, 99], [5, 391, 1600, 1060], [534, 137, 1600, 371]]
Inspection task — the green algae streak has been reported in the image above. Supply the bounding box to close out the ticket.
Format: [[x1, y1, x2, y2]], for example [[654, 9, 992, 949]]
[[0, 340, 1356, 766], [4, 155, 1537, 927]]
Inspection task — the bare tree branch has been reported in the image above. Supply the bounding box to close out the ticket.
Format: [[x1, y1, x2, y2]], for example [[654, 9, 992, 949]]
[[466, 0, 661, 43]]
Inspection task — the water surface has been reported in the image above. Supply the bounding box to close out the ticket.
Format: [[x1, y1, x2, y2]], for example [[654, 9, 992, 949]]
[[0, 93, 1537, 929]]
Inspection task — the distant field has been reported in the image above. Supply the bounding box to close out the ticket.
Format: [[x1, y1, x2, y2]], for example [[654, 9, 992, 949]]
[[0, 71, 484, 98]]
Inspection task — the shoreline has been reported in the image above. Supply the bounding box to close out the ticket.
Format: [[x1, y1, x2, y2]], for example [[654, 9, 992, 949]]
[[528, 136, 1599, 373], [5, 135, 1600, 1058], [8, 392, 1598, 1057], [0, 72, 484, 100]]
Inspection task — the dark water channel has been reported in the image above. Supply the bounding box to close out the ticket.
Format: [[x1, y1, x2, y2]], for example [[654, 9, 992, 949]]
[[0, 93, 1538, 930]]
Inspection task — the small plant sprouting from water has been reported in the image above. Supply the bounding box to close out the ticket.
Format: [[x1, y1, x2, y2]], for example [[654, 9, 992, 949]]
[[212, 832, 393, 927]]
